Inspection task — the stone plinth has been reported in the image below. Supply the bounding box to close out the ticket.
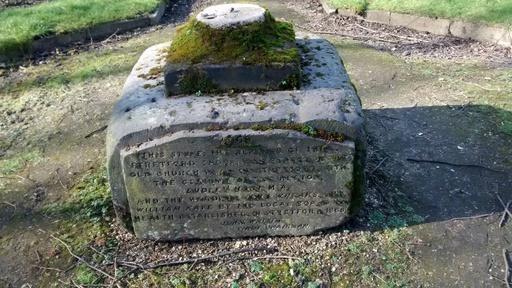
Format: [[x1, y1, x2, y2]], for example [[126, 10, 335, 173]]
[[107, 35, 366, 241], [164, 4, 301, 96]]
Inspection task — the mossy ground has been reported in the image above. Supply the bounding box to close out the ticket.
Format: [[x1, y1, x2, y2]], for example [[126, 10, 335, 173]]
[[166, 11, 299, 65]]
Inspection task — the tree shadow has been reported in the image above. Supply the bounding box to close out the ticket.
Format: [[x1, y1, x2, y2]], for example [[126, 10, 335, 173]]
[[349, 103, 512, 231]]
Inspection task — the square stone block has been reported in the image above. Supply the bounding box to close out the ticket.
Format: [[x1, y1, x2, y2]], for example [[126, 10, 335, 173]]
[[107, 35, 366, 241]]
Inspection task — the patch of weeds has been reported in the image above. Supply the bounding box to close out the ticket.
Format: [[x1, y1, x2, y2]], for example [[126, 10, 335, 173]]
[[0, 149, 42, 175], [301, 125, 318, 137], [45, 167, 112, 222], [44, 167, 115, 278], [335, 229, 412, 287], [74, 264, 102, 286], [262, 262, 295, 287], [329, 0, 369, 15], [3, 48, 139, 93], [256, 100, 269, 110], [244, 259, 321, 287], [249, 260, 264, 273]]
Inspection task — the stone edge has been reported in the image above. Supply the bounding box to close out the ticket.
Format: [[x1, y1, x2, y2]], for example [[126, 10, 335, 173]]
[[120, 129, 358, 240], [0, 0, 168, 63], [319, 0, 512, 48]]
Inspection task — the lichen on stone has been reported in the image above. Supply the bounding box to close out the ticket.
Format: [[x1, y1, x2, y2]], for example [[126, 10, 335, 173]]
[[166, 11, 300, 65]]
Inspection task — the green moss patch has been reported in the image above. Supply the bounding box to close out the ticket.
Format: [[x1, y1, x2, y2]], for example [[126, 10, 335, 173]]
[[167, 11, 299, 65]]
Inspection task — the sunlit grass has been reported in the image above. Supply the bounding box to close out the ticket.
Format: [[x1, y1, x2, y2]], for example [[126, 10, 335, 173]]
[[0, 0, 160, 55]]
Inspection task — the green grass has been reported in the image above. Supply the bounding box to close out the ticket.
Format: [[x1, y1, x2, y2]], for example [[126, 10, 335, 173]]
[[0, 149, 42, 176], [0, 0, 161, 55], [329, 0, 512, 24]]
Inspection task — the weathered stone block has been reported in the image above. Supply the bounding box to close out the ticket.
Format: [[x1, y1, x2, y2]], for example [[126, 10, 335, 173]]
[[122, 129, 355, 240], [107, 35, 365, 241], [164, 62, 300, 96]]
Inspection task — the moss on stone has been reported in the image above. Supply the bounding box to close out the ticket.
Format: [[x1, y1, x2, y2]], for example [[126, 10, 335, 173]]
[[167, 11, 299, 65], [177, 67, 218, 95]]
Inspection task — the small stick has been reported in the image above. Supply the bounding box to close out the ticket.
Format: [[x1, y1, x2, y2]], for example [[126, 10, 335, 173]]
[[84, 125, 108, 139], [370, 157, 388, 174], [406, 158, 504, 173], [35, 250, 42, 263], [118, 246, 277, 271], [1, 201, 16, 209], [50, 235, 116, 281], [295, 24, 401, 44], [55, 168, 68, 190], [353, 22, 428, 43], [497, 194, 512, 218], [500, 201, 512, 227], [503, 249, 511, 288], [251, 255, 301, 261], [32, 265, 64, 272], [449, 212, 495, 221]]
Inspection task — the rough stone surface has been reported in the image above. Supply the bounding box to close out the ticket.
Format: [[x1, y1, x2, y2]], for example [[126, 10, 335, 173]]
[[450, 21, 512, 47], [107, 35, 365, 240], [121, 129, 355, 240], [164, 62, 300, 96], [389, 12, 450, 35], [366, 10, 390, 25], [196, 4, 266, 29]]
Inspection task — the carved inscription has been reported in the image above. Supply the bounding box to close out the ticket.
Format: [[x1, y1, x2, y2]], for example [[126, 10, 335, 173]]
[[121, 130, 355, 240]]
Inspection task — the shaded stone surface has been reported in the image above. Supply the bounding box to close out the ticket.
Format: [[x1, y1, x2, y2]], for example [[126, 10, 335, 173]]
[[107, 35, 365, 240], [121, 129, 355, 240], [164, 62, 300, 96]]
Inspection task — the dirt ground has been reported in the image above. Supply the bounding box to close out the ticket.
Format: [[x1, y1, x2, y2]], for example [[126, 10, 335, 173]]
[[1, 0, 512, 287]]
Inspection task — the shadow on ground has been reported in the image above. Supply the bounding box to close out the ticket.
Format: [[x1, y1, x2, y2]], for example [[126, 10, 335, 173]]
[[363, 104, 512, 225]]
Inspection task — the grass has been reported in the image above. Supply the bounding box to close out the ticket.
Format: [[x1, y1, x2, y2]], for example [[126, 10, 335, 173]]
[[0, 0, 161, 56], [0, 149, 42, 176], [328, 0, 512, 24]]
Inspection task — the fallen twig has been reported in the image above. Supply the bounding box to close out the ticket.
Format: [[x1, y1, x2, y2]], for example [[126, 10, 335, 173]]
[[55, 168, 68, 190], [32, 265, 64, 272], [50, 234, 116, 281], [295, 24, 401, 44], [500, 201, 512, 227], [370, 157, 388, 174], [504, 249, 511, 288], [448, 213, 496, 221], [353, 22, 428, 43], [406, 158, 505, 173], [84, 125, 108, 139], [118, 246, 277, 271]]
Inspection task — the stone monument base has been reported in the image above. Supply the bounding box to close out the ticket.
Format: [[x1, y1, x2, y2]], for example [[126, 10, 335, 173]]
[[107, 35, 365, 241]]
